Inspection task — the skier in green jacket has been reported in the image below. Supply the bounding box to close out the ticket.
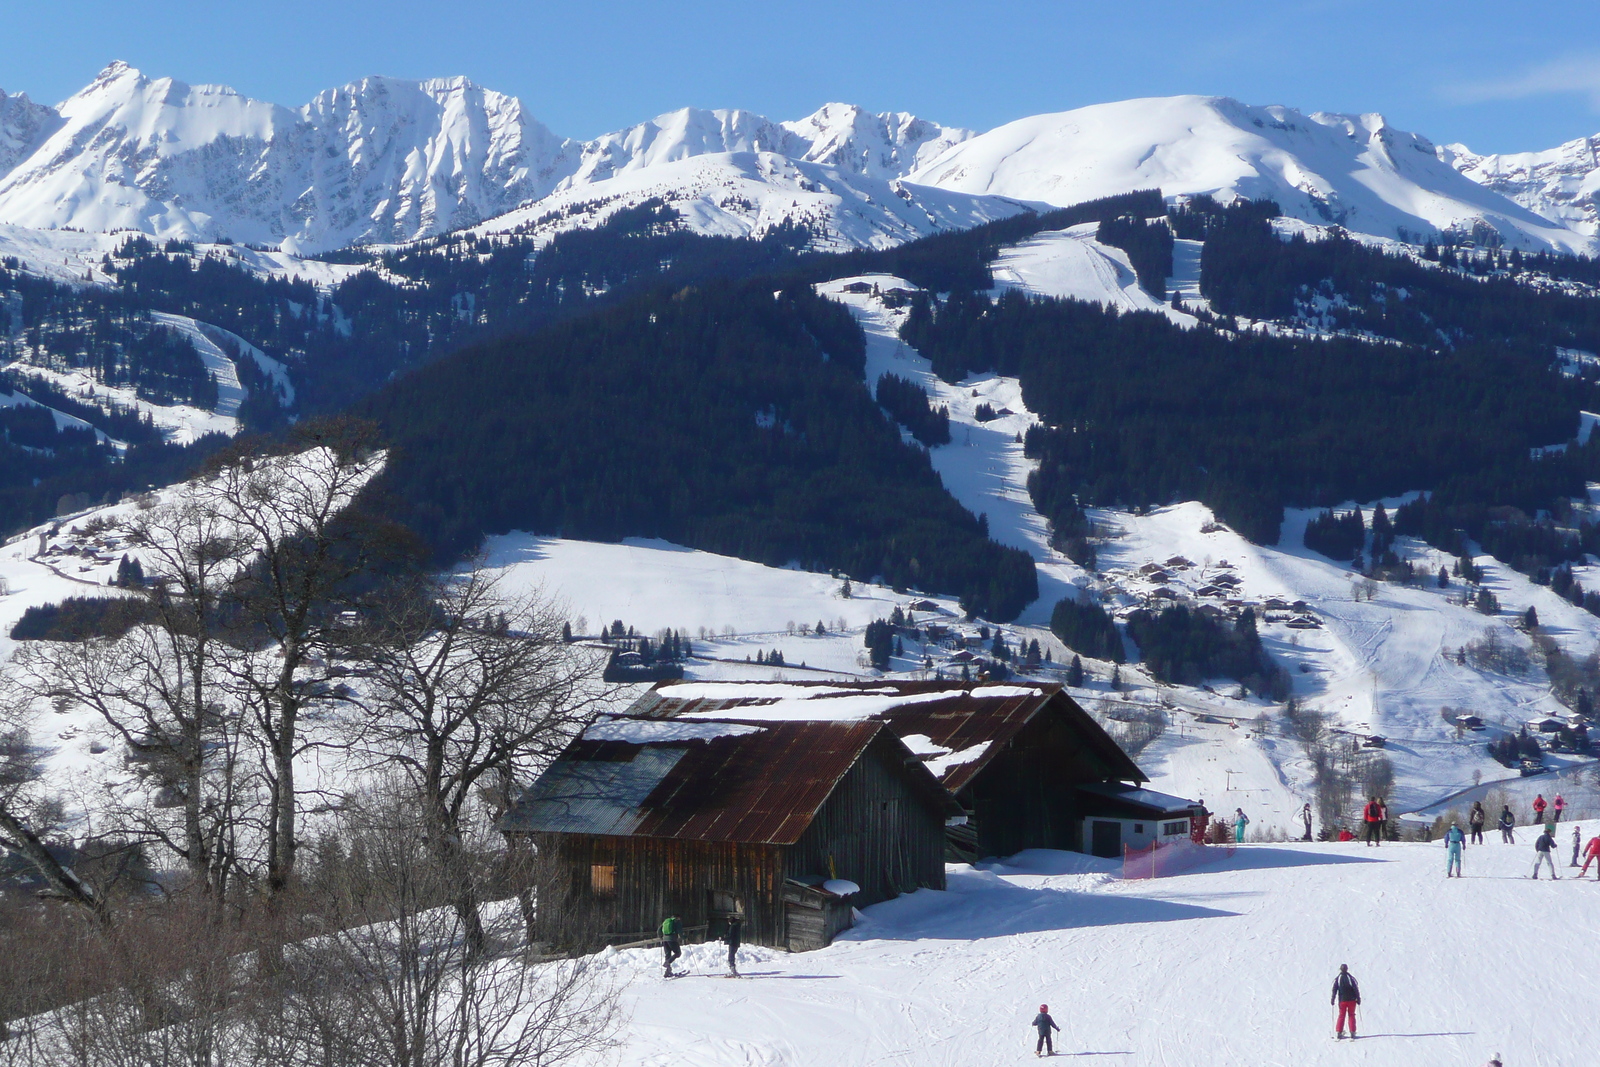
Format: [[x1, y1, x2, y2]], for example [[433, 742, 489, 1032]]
[[661, 915, 683, 977]]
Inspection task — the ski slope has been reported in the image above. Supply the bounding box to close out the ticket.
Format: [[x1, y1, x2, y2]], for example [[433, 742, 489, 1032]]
[[582, 838, 1589, 1066], [989, 222, 1199, 326]]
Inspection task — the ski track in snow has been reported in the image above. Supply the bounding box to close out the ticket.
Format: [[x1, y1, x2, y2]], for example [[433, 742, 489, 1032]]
[[583, 840, 1593, 1066]]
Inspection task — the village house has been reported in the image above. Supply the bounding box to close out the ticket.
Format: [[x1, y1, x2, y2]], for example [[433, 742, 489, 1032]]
[[624, 681, 1181, 861], [504, 682, 1194, 952], [500, 717, 954, 953]]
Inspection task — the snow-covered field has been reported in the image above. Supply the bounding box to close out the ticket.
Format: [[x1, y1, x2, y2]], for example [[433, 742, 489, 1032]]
[[585, 837, 1592, 1066]]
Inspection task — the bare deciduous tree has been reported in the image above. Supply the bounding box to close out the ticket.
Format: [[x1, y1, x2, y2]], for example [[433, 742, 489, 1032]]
[[351, 571, 609, 956]]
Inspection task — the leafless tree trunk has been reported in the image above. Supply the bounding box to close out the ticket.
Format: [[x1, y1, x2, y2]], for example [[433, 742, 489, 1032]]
[[350, 571, 608, 958], [192, 422, 387, 902]]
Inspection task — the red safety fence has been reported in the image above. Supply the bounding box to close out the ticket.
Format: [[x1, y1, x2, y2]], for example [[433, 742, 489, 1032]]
[[1123, 837, 1234, 880]]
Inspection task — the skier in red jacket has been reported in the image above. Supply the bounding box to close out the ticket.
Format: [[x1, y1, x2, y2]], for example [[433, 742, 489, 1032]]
[[1362, 797, 1384, 846], [1580, 834, 1600, 879], [1533, 794, 1547, 823]]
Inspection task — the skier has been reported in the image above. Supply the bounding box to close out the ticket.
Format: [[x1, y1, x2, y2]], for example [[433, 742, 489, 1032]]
[[1331, 963, 1361, 1039], [1300, 802, 1314, 842], [1482, 1056, 1502, 1067], [1580, 833, 1600, 878], [1445, 822, 1465, 877], [723, 914, 742, 977], [1553, 794, 1565, 823], [1032, 1003, 1061, 1057], [1362, 796, 1384, 846], [1233, 808, 1249, 844], [1337, 826, 1355, 842], [1468, 801, 1486, 845], [1572, 826, 1583, 867], [1499, 806, 1517, 844], [1533, 794, 1547, 823], [1531, 826, 1560, 879], [660, 914, 683, 977]]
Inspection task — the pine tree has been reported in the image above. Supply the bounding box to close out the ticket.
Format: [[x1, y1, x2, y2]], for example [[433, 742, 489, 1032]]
[[561, 620, 573, 642], [1437, 566, 1449, 588], [1067, 654, 1085, 686], [1111, 665, 1122, 690], [1525, 606, 1539, 631]]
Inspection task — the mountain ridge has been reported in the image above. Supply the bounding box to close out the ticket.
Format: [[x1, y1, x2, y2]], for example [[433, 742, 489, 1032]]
[[1, 64, 1598, 257]]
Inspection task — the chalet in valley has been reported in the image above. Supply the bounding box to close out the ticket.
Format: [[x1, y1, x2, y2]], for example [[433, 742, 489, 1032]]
[[500, 716, 954, 953], [502, 681, 1196, 952]]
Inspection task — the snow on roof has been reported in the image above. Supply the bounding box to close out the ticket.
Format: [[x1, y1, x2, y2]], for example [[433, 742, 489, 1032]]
[[925, 741, 992, 778], [1078, 781, 1198, 815], [897, 732, 949, 757], [658, 683, 897, 702], [583, 718, 765, 744], [677, 689, 963, 723]]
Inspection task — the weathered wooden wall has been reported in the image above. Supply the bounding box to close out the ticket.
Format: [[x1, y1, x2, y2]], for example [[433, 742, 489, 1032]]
[[785, 735, 947, 906], [965, 710, 1123, 857], [527, 834, 785, 952]]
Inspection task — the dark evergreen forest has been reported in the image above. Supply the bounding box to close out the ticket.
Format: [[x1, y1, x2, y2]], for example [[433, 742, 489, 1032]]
[[360, 280, 1039, 620]]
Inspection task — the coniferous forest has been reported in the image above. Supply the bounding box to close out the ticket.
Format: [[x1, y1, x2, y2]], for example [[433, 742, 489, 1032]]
[[12, 184, 1600, 619]]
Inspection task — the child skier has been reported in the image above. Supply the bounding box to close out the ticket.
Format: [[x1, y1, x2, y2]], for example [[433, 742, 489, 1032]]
[[1032, 1004, 1061, 1056], [1331, 964, 1361, 1039], [1531, 826, 1560, 879], [1580, 833, 1600, 878], [1445, 823, 1465, 877], [1572, 826, 1583, 867], [1233, 808, 1249, 843]]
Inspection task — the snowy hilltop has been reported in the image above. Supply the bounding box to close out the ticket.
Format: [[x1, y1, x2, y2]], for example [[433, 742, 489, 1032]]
[[2, 64, 1600, 255]]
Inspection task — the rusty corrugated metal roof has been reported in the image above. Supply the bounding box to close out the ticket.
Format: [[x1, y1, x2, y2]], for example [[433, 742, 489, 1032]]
[[626, 681, 1145, 792], [501, 719, 899, 844]]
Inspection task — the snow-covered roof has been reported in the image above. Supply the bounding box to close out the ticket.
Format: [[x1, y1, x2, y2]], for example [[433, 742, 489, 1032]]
[[1078, 782, 1199, 817]]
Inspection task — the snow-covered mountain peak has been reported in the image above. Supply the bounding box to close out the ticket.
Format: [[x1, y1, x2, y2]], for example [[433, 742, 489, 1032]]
[[780, 102, 973, 179], [909, 94, 1595, 253], [1444, 131, 1600, 238]]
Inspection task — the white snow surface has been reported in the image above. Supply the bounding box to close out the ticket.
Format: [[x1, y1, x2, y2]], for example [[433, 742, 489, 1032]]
[[1445, 133, 1600, 237], [584, 840, 1590, 1066], [581, 718, 764, 744], [990, 221, 1198, 325], [909, 95, 1598, 253]]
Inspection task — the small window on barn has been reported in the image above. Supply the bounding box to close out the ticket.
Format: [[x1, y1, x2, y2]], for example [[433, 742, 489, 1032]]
[[709, 889, 743, 916], [590, 864, 616, 897], [1133, 823, 1145, 834], [1163, 821, 1189, 836]]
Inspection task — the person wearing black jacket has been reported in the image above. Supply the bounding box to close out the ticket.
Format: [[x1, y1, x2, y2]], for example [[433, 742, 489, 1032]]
[[1532, 827, 1560, 879], [1031, 1005, 1061, 1057], [1331, 964, 1361, 1039], [1469, 801, 1486, 845], [1499, 806, 1516, 844], [723, 915, 742, 977]]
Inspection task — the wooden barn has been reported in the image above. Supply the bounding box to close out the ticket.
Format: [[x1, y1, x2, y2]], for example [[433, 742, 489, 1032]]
[[499, 717, 954, 953], [625, 681, 1168, 861]]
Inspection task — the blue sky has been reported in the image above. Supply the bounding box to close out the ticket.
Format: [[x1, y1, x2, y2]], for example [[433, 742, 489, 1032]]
[[6, 0, 1600, 153]]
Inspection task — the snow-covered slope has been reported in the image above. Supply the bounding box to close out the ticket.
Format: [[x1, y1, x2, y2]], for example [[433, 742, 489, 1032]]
[[470, 151, 1036, 251], [909, 95, 1597, 254], [588, 839, 1598, 1066], [1444, 134, 1600, 239]]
